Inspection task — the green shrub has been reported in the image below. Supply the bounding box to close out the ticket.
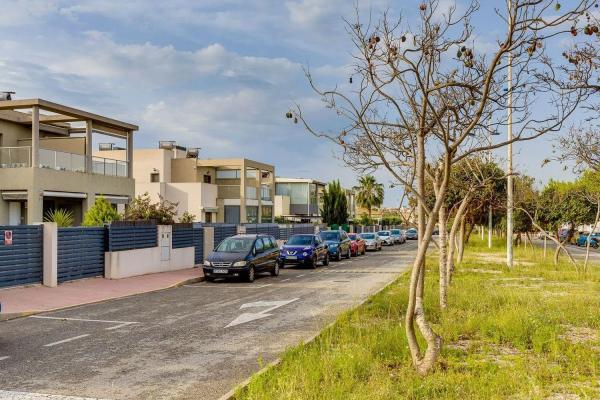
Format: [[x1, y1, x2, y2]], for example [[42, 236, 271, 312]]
[[83, 196, 121, 226], [44, 208, 74, 227]]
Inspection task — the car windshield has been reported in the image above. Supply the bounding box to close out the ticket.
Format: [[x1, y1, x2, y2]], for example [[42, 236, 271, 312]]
[[287, 235, 313, 246], [360, 233, 375, 239], [378, 231, 390, 236], [407, 228, 417, 233], [320, 232, 340, 241], [215, 237, 255, 253], [348, 234, 357, 240], [391, 230, 400, 234]]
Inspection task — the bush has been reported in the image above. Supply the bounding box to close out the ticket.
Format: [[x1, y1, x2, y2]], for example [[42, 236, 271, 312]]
[[83, 196, 121, 226], [124, 192, 178, 224], [179, 211, 195, 223], [44, 208, 74, 227]]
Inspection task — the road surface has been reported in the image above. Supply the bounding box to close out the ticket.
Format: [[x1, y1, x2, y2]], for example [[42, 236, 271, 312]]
[[0, 242, 417, 400]]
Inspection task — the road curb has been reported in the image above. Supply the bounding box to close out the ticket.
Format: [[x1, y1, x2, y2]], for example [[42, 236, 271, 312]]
[[0, 274, 204, 322], [218, 262, 410, 400]]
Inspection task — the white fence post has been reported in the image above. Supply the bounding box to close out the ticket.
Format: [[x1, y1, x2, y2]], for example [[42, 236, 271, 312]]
[[41, 222, 58, 287]]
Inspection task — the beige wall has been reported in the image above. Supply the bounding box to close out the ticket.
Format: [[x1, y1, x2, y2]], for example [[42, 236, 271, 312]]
[[274, 195, 290, 217], [0, 166, 134, 224], [19, 137, 86, 155], [171, 158, 199, 182], [136, 181, 218, 222], [0, 119, 31, 147]]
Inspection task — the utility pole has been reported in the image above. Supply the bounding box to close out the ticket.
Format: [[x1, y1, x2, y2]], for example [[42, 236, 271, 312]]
[[487, 120, 494, 249], [506, 0, 514, 268]]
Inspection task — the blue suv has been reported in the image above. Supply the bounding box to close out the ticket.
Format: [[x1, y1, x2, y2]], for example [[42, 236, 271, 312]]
[[279, 234, 329, 268], [576, 232, 600, 248], [319, 230, 351, 261]]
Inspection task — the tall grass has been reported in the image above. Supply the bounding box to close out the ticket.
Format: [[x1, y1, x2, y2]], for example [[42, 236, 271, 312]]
[[237, 236, 600, 400]]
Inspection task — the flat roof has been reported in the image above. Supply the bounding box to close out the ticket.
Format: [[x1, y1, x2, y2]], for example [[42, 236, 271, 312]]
[[275, 177, 326, 185], [0, 98, 138, 135]]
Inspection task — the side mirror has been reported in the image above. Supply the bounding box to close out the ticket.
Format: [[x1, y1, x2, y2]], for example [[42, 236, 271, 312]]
[[324, 244, 329, 249]]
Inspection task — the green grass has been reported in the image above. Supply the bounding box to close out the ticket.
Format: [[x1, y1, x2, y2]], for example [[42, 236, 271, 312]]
[[236, 237, 600, 400]]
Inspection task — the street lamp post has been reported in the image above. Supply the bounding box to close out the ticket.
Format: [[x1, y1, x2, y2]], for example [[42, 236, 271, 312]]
[[487, 123, 499, 249]]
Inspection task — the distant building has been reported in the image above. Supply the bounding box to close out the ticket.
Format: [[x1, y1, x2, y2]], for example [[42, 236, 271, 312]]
[[0, 98, 138, 225], [274, 178, 326, 222], [98, 141, 275, 224]]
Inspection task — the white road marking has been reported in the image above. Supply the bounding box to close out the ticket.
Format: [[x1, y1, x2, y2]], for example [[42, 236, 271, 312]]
[[225, 298, 299, 328], [297, 274, 305, 278], [184, 284, 272, 289], [0, 390, 109, 399], [30, 316, 138, 325], [280, 278, 291, 282], [0, 356, 9, 361], [44, 334, 90, 347], [105, 322, 137, 331]]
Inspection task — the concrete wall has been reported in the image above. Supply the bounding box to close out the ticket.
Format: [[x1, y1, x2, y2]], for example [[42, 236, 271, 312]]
[[171, 158, 199, 182], [274, 195, 290, 217], [0, 167, 134, 224], [104, 225, 195, 279], [96, 148, 171, 184], [0, 119, 32, 146], [19, 137, 86, 155]]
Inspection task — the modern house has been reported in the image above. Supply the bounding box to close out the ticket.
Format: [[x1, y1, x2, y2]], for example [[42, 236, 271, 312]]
[[98, 142, 275, 224], [274, 178, 326, 222], [0, 98, 138, 226]]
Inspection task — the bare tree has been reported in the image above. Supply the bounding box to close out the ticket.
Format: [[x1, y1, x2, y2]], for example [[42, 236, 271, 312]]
[[289, 0, 597, 374]]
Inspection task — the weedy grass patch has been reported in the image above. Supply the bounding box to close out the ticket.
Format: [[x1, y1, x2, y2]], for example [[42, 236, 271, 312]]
[[236, 237, 600, 400]]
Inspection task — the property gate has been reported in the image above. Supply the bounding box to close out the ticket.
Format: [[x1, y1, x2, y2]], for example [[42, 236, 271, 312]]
[[0, 225, 43, 288], [57, 227, 106, 283]]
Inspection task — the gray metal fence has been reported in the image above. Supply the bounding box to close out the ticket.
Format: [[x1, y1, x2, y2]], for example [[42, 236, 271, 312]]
[[172, 224, 194, 249], [244, 223, 279, 238], [108, 223, 157, 251], [0, 225, 43, 288], [193, 227, 204, 265], [57, 227, 105, 283]]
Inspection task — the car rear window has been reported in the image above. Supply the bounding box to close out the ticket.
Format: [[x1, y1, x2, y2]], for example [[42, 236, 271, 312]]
[[320, 231, 340, 241], [391, 230, 400, 234], [360, 233, 375, 239]]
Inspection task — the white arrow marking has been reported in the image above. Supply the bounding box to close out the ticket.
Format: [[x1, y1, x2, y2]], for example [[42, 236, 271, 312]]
[[225, 298, 299, 328]]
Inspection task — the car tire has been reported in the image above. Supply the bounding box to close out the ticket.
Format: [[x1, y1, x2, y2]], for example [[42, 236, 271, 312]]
[[205, 276, 215, 282], [271, 261, 280, 276], [335, 250, 342, 261], [247, 266, 256, 283], [322, 253, 329, 266], [345, 248, 351, 259], [309, 255, 317, 269], [362, 248, 366, 255]]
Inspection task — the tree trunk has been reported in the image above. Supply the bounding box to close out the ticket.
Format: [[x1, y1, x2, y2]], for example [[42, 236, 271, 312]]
[[438, 204, 448, 309], [553, 225, 575, 266], [457, 215, 466, 265], [404, 132, 441, 375], [584, 202, 600, 274], [446, 193, 472, 283]]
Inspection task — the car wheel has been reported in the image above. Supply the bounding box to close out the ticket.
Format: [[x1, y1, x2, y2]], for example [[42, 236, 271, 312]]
[[309, 255, 317, 269], [247, 266, 256, 283], [362, 247, 366, 255], [270, 261, 280, 276], [336, 250, 342, 261], [345, 248, 351, 259], [322, 253, 329, 266], [205, 276, 215, 282]]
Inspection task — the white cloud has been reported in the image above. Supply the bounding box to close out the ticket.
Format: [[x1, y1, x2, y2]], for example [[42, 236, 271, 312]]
[[0, 0, 58, 27]]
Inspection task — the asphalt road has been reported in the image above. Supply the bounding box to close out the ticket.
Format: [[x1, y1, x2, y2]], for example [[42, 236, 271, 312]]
[[533, 238, 600, 264], [0, 241, 418, 400]]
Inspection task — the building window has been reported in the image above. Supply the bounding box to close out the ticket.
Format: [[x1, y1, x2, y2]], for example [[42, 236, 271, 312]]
[[150, 172, 159, 182], [275, 182, 309, 205], [216, 169, 240, 179], [246, 169, 258, 179], [205, 212, 212, 223], [203, 174, 211, 183], [245, 186, 258, 199], [246, 206, 259, 223], [261, 205, 273, 223], [261, 185, 271, 201]]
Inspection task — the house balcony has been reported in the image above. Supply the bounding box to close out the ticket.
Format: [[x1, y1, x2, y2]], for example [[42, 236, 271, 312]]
[[0, 146, 128, 177]]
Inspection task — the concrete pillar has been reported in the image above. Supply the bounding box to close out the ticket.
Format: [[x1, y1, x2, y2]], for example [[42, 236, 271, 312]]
[[257, 169, 262, 223], [31, 105, 40, 168], [126, 130, 133, 178], [85, 120, 93, 173], [27, 189, 43, 224], [41, 222, 58, 287], [203, 226, 215, 258]]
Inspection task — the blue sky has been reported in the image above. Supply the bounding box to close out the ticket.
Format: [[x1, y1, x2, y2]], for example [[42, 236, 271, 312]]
[[0, 0, 588, 206]]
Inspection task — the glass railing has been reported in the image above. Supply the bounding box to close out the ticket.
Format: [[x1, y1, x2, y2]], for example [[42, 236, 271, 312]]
[[92, 156, 128, 177], [246, 186, 258, 200], [39, 148, 86, 173], [0, 146, 31, 168], [261, 185, 272, 201]]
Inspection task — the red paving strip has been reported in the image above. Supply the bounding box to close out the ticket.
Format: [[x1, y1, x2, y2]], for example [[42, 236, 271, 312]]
[[0, 268, 203, 315]]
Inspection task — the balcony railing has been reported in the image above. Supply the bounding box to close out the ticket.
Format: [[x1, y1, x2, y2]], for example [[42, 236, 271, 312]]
[[0, 146, 128, 177], [92, 156, 128, 177], [0, 146, 31, 168], [40, 148, 86, 173]]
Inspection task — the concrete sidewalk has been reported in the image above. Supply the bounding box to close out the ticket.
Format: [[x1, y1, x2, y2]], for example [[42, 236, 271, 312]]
[[0, 268, 203, 318]]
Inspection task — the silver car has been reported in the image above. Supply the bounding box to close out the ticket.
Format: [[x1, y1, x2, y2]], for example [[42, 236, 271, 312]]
[[359, 232, 382, 251], [377, 230, 394, 246], [390, 229, 405, 244]]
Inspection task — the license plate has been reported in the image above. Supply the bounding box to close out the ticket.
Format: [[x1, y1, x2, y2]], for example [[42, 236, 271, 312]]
[[287, 255, 297, 260], [214, 269, 228, 274]]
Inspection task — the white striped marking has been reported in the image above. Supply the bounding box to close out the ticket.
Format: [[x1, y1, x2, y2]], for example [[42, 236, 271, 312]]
[[280, 278, 291, 282], [44, 334, 90, 347], [297, 274, 305, 278], [0, 390, 109, 399], [30, 315, 138, 325], [0, 356, 9, 361]]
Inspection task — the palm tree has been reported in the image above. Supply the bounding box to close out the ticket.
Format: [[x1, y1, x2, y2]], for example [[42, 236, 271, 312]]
[[355, 176, 384, 219]]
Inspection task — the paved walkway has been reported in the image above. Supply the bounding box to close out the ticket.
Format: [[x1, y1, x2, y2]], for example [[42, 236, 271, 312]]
[[0, 268, 203, 316]]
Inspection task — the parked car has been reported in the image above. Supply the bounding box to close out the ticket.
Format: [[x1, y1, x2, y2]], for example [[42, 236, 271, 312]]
[[359, 232, 382, 251], [377, 230, 394, 246], [319, 230, 352, 261], [279, 234, 329, 268], [348, 233, 366, 256], [576, 232, 600, 248], [390, 229, 405, 244], [203, 234, 280, 282], [405, 228, 418, 240]]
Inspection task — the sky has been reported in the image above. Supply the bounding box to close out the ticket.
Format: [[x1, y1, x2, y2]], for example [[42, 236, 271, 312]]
[[0, 0, 589, 207]]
